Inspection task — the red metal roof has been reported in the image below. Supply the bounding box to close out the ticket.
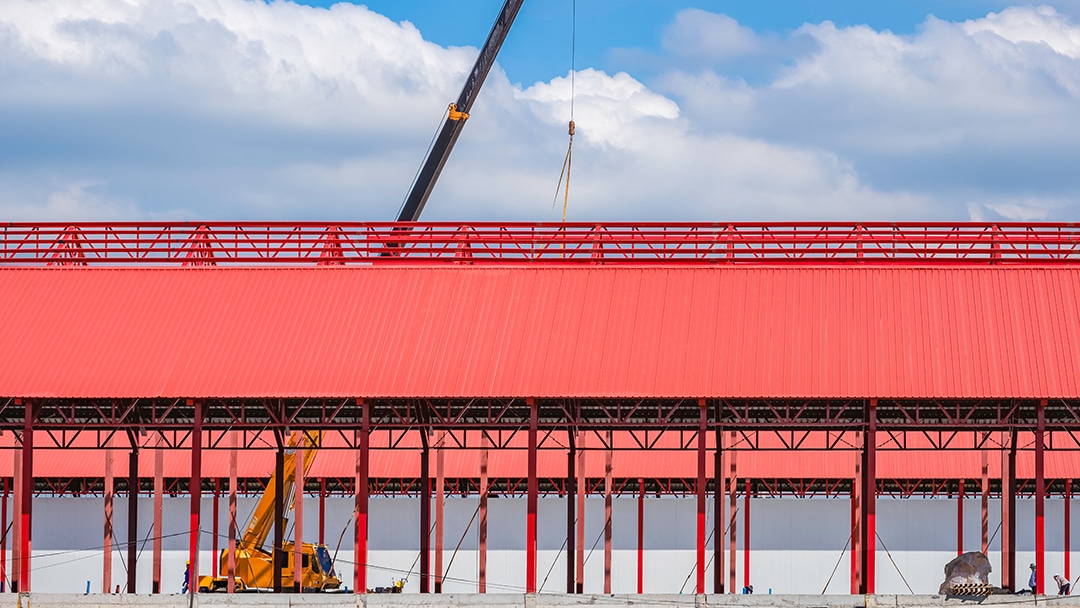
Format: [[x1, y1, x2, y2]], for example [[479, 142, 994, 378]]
[[3, 266, 1080, 399]]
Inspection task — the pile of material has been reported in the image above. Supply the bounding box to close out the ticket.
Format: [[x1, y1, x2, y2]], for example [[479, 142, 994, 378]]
[[939, 552, 995, 596]]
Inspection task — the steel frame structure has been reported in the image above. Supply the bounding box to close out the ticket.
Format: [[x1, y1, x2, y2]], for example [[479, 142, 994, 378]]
[[3, 222, 1080, 595], [5, 221, 1080, 266]]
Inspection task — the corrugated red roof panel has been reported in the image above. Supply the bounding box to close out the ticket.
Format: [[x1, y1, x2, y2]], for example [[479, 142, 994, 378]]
[[3, 266, 1080, 399]]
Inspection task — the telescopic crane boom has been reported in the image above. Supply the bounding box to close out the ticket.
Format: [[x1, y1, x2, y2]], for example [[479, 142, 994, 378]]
[[397, 0, 524, 221]]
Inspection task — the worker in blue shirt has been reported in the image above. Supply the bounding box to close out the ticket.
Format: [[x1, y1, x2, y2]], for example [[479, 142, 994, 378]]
[[1029, 563, 1038, 595]]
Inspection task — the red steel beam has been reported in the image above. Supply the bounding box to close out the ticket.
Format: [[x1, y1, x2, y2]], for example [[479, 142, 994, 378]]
[[527, 398, 538, 594], [10, 222, 1080, 266]]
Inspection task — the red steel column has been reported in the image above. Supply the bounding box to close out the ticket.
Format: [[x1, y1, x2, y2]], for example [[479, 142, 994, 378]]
[[420, 432, 431, 593], [566, 433, 575, 594], [273, 443, 284, 593], [860, 399, 877, 594], [851, 469, 859, 594], [1002, 430, 1017, 592], [714, 424, 725, 594], [479, 435, 488, 593], [19, 400, 32, 592], [127, 444, 139, 593], [637, 478, 644, 594], [1, 477, 6, 593], [293, 445, 304, 593], [153, 439, 163, 593], [12, 450, 20, 593], [743, 479, 751, 592], [1036, 399, 1046, 594], [435, 432, 445, 593], [728, 433, 737, 594], [576, 446, 585, 594], [319, 478, 326, 546], [189, 399, 203, 591], [603, 433, 612, 595], [228, 434, 237, 593], [1066, 480, 1072, 584], [356, 400, 370, 593], [981, 450, 989, 554], [696, 398, 707, 594], [104, 445, 114, 594], [957, 480, 964, 556], [527, 398, 538, 593], [212, 479, 220, 578]]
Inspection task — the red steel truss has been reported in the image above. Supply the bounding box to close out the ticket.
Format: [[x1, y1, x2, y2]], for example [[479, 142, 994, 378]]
[[4, 221, 1080, 265], [3, 221, 1080, 594]]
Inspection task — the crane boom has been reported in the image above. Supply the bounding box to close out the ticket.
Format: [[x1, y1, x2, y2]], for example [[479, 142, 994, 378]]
[[239, 431, 320, 553], [397, 0, 524, 221]]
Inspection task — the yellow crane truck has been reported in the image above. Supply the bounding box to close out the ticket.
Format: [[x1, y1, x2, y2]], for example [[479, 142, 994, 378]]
[[197, 431, 341, 592]]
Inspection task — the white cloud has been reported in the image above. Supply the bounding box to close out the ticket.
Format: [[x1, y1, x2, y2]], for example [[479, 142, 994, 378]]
[[0, 1, 1078, 222]]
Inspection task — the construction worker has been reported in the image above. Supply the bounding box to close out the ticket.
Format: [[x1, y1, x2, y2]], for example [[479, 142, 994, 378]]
[[1055, 575, 1071, 595], [1029, 563, 1037, 595], [182, 561, 191, 594]]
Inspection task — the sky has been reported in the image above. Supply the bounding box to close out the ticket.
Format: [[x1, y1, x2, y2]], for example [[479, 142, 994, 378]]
[[3, 1, 1080, 222]]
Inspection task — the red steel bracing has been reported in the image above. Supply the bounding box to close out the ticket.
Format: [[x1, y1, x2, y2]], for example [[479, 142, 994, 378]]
[[8, 222, 1080, 266], [527, 398, 538, 594], [1036, 400, 1046, 594], [189, 399, 202, 590], [356, 399, 369, 594], [696, 398, 706, 594]]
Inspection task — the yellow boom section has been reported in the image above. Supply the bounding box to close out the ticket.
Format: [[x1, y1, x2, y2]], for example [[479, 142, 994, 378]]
[[239, 431, 320, 553]]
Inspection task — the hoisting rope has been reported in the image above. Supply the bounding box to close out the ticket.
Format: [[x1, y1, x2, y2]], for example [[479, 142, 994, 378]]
[[876, 531, 915, 594], [551, 0, 576, 222], [820, 533, 852, 594]]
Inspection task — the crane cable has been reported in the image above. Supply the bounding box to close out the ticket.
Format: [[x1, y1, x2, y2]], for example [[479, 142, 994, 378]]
[[551, 0, 576, 222]]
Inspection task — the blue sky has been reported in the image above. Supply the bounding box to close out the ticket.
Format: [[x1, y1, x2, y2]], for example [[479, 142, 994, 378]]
[[2, 1, 1080, 222]]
